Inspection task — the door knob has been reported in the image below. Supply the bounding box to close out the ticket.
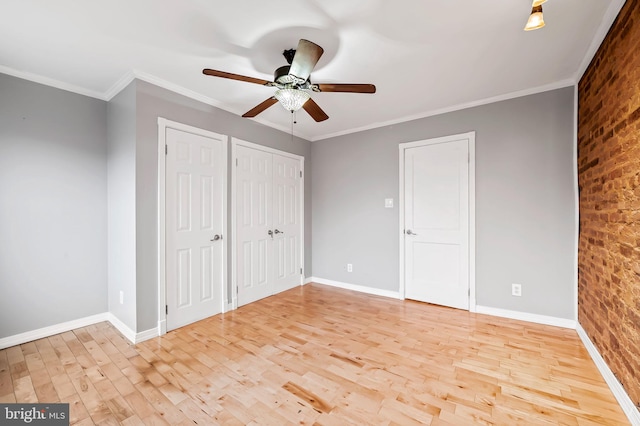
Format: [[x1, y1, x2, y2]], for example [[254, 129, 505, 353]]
[[406, 229, 418, 236], [210, 234, 222, 241], [268, 230, 273, 238], [274, 229, 283, 234]]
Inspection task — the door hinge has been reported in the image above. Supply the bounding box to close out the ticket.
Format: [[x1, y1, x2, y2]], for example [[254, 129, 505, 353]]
[[165, 145, 168, 155], [165, 305, 168, 315], [300, 170, 302, 178], [236, 158, 238, 166], [300, 268, 303, 274]]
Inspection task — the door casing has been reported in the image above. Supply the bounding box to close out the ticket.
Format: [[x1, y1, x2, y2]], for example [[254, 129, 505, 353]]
[[398, 131, 476, 311], [157, 118, 228, 335]]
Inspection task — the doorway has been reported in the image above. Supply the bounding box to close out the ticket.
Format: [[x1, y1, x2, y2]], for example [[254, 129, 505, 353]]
[[158, 118, 227, 333], [399, 132, 476, 311]]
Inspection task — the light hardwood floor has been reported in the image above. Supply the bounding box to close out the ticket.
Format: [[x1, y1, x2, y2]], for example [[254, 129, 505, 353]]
[[0, 284, 629, 425]]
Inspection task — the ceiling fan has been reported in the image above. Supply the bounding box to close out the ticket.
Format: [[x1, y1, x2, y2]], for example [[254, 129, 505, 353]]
[[202, 39, 376, 122]]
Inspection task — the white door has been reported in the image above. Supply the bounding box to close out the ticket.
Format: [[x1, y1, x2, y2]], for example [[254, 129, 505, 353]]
[[234, 143, 303, 307], [166, 128, 225, 330], [272, 154, 302, 292], [404, 136, 469, 310], [236, 145, 274, 306]]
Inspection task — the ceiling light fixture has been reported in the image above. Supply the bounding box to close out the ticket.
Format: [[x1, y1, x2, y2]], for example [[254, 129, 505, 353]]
[[274, 88, 311, 112], [524, 4, 545, 31], [532, 0, 547, 6]]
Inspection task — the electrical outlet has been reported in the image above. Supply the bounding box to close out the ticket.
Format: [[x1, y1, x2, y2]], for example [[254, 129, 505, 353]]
[[119, 291, 124, 304], [512, 283, 522, 297], [347, 263, 353, 272]]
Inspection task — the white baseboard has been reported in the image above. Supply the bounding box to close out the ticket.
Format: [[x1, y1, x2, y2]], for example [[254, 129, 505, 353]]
[[106, 313, 136, 343], [0, 313, 110, 350], [475, 305, 576, 329], [304, 276, 314, 285], [134, 327, 160, 344], [0, 311, 160, 350], [309, 277, 402, 300], [577, 324, 640, 425], [107, 313, 158, 344]]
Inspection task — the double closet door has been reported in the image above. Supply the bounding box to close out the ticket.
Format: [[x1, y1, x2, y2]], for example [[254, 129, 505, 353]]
[[235, 143, 303, 307]]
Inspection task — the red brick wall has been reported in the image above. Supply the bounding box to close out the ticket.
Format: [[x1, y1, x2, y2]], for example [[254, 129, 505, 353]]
[[578, 0, 640, 408]]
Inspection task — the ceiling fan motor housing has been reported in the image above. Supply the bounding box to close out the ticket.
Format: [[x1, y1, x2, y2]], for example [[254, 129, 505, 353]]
[[274, 65, 300, 85]]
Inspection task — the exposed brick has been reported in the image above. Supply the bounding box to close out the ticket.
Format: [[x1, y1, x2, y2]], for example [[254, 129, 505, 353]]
[[578, 0, 640, 408]]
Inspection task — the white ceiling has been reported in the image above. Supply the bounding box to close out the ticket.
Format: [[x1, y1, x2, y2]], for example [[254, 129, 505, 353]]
[[1, 0, 624, 141]]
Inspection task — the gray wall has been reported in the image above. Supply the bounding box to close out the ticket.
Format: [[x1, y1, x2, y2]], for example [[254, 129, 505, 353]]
[[0, 70, 576, 339], [312, 87, 576, 319], [134, 80, 312, 332], [0, 73, 108, 338], [107, 81, 138, 331]]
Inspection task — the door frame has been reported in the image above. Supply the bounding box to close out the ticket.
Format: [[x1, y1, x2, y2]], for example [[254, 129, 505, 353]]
[[157, 117, 228, 335], [230, 138, 305, 310], [398, 131, 476, 312]]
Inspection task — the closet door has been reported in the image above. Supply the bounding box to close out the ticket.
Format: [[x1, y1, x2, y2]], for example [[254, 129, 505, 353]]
[[272, 154, 302, 292], [234, 142, 304, 307], [236, 145, 273, 306]]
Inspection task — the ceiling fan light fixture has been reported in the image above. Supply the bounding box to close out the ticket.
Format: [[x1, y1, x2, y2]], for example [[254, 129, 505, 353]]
[[532, 0, 547, 6], [274, 88, 311, 112], [524, 5, 545, 31]]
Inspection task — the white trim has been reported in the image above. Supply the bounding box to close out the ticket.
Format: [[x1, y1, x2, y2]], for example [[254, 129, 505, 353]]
[[398, 132, 476, 311], [572, 85, 579, 322], [104, 70, 136, 101], [157, 118, 228, 334], [0, 65, 107, 100], [468, 134, 477, 313], [475, 305, 576, 329], [0, 312, 161, 349], [573, 0, 627, 82], [106, 313, 137, 343], [0, 64, 578, 143], [310, 277, 402, 300], [134, 327, 160, 344], [304, 276, 314, 285], [230, 138, 306, 311], [313, 80, 574, 142], [576, 324, 640, 425], [0, 313, 110, 350]]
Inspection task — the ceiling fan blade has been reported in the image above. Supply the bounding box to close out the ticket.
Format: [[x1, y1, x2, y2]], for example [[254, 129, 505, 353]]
[[302, 98, 329, 122], [203, 69, 272, 86], [316, 83, 376, 93], [242, 97, 279, 118], [288, 39, 324, 82]]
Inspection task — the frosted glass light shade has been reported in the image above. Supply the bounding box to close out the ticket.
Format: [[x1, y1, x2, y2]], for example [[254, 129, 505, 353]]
[[274, 88, 311, 111], [524, 5, 545, 31], [532, 0, 547, 6]]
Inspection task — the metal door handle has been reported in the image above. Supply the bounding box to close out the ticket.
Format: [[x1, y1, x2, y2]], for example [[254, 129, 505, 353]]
[[210, 234, 222, 241], [268, 230, 273, 238], [406, 229, 418, 236], [274, 229, 283, 234]]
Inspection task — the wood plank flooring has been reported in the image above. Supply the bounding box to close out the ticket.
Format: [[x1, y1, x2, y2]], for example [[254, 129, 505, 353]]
[[0, 284, 630, 425]]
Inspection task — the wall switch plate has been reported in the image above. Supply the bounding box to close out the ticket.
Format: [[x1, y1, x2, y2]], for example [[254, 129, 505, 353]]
[[347, 263, 353, 272], [385, 198, 394, 208], [512, 283, 522, 297]]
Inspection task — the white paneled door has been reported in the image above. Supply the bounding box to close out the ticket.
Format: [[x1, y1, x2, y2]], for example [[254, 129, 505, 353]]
[[272, 154, 302, 293], [404, 135, 471, 310], [166, 128, 225, 331], [235, 143, 303, 307]]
